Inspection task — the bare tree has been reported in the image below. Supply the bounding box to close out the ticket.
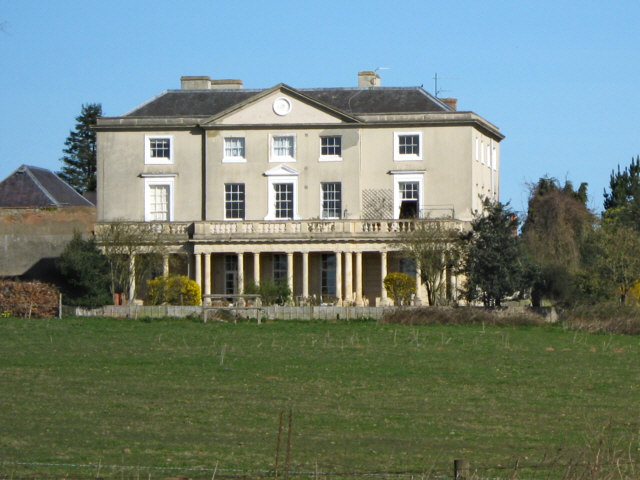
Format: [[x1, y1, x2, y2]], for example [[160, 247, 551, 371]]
[[96, 222, 167, 301], [401, 221, 463, 305]]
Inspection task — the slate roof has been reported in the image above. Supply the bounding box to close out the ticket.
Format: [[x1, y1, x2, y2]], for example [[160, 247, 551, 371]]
[[0, 165, 94, 207], [125, 86, 451, 117]]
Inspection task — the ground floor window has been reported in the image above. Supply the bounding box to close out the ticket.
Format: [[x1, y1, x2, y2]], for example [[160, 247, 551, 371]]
[[321, 253, 336, 297], [273, 254, 287, 283], [225, 255, 238, 294]]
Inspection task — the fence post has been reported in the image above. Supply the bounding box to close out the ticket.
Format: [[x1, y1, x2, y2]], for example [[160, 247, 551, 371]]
[[454, 459, 469, 480]]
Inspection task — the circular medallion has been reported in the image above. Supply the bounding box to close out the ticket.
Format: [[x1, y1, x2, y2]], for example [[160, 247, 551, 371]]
[[273, 97, 292, 116]]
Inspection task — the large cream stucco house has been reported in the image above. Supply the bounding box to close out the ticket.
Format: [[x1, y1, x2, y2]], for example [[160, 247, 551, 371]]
[[95, 72, 503, 305]]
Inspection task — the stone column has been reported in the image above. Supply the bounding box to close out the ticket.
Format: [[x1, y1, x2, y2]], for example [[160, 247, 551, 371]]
[[380, 251, 388, 304], [335, 252, 342, 302], [302, 251, 309, 299], [237, 252, 244, 294], [162, 254, 169, 277], [128, 254, 136, 303], [355, 250, 363, 306], [286, 252, 294, 300], [194, 253, 202, 294], [344, 251, 353, 303], [253, 252, 260, 285], [415, 263, 422, 306], [203, 253, 211, 304]]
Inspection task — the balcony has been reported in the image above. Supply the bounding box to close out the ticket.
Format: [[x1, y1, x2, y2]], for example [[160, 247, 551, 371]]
[[191, 218, 467, 243], [95, 216, 467, 245]]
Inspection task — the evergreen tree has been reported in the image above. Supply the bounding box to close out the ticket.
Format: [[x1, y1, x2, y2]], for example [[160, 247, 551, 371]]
[[462, 199, 525, 307], [58, 103, 102, 193], [603, 155, 640, 229], [56, 232, 112, 307]]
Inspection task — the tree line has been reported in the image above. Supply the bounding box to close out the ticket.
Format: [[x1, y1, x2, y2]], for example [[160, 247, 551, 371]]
[[401, 157, 640, 308]]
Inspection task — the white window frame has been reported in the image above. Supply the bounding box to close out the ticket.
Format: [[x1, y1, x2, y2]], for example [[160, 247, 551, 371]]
[[318, 135, 343, 162], [145, 134, 174, 165], [492, 145, 497, 171], [320, 182, 342, 219], [265, 174, 299, 220], [269, 134, 296, 163], [222, 136, 247, 163], [143, 176, 175, 222], [394, 132, 423, 161], [391, 171, 424, 219]]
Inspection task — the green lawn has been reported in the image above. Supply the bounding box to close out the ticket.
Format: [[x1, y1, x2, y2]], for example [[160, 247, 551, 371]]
[[0, 317, 638, 478]]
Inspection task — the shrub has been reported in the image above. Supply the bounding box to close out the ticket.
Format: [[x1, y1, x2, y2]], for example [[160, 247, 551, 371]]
[[562, 303, 640, 334], [380, 306, 545, 327], [56, 232, 112, 307], [246, 280, 291, 305], [0, 280, 59, 318], [383, 272, 416, 306], [145, 275, 201, 305]]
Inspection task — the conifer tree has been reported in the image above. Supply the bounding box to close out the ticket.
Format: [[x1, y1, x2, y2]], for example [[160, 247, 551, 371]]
[[58, 103, 102, 193], [462, 199, 525, 307]]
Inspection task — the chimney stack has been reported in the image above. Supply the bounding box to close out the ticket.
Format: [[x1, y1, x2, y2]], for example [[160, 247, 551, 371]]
[[441, 97, 458, 111], [181, 76, 243, 90], [358, 71, 381, 87]]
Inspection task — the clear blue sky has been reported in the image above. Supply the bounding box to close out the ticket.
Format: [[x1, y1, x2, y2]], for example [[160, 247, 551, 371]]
[[1, 0, 638, 214]]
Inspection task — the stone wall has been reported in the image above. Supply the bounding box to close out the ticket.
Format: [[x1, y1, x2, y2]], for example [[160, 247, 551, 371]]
[[0, 206, 96, 280]]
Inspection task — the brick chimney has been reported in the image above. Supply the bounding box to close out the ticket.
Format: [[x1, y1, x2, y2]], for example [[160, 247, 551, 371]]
[[441, 97, 458, 111], [358, 71, 381, 87], [180, 76, 243, 90]]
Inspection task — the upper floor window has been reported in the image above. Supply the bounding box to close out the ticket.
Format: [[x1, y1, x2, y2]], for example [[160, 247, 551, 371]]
[[144, 176, 174, 221], [223, 137, 246, 163], [145, 135, 173, 164], [270, 135, 295, 162], [321, 182, 342, 219], [394, 132, 422, 161], [224, 183, 245, 220], [319, 136, 342, 161]]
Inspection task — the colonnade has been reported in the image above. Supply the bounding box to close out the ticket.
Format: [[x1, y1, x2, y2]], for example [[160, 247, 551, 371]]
[[190, 249, 415, 306]]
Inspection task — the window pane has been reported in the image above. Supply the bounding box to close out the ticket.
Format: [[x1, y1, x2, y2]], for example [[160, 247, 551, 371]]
[[273, 253, 287, 283], [149, 184, 169, 221], [274, 183, 293, 219], [273, 136, 294, 157], [321, 182, 342, 218], [399, 182, 419, 200], [225, 183, 245, 219], [224, 137, 245, 158], [321, 253, 336, 297], [398, 135, 419, 155], [150, 138, 171, 159], [321, 136, 341, 156]]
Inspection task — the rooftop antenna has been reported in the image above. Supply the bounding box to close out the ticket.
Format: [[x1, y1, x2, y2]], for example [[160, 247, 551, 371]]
[[374, 67, 390, 74], [433, 72, 449, 97]]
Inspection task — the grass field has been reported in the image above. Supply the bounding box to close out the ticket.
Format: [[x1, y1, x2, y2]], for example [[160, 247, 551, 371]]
[[0, 317, 638, 478]]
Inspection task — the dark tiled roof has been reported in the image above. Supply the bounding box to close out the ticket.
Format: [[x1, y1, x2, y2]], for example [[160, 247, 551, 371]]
[[125, 87, 450, 117], [0, 165, 94, 207]]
